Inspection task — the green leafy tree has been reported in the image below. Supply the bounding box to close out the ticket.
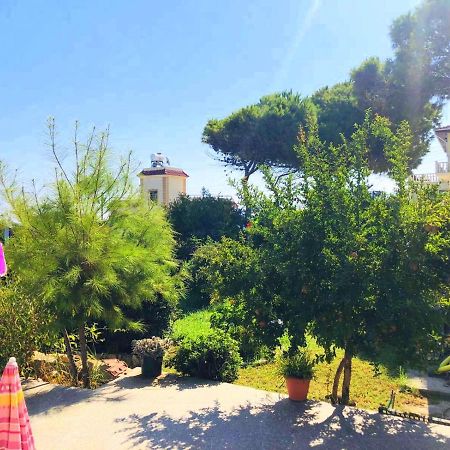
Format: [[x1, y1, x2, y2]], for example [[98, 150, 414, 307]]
[[167, 189, 245, 260], [390, 0, 450, 101], [310, 82, 364, 148], [205, 1, 449, 177], [0, 120, 181, 387], [346, 0, 449, 170], [202, 91, 316, 180], [168, 190, 246, 311], [291, 116, 448, 404], [204, 115, 449, 404]]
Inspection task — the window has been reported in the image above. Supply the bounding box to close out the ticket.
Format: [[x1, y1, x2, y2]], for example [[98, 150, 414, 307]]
[[149, 189, 158, 202]]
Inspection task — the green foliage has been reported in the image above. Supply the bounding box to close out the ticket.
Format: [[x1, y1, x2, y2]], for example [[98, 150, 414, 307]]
[[203, 91, 316, 178], [168, 191, 246, 311], [278, 350, 316, 380], [168, 191, 245, 261], [0, 279, 55, 372], [204, 1, 449, 177], [316, 0, 449, 171], [169, 330, 242, 382], [171, 309, 213, 342], [183, 236, 257, 311], [347, 0, 449, 170], [0, 120, 182, 386], [98, 295, 177, 353], [0, 121, 180, 333], [211, 299, 275, 362], [390, 0, 449, 101], [311, 82, 364, 147], [203, 114, 449, 402]]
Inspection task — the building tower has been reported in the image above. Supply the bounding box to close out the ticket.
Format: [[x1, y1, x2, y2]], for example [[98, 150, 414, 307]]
[[138, 153, 188, 205], [413, 125, 450, 192]]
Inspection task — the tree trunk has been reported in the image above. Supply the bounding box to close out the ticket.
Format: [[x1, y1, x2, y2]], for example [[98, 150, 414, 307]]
[[341, 349, 352, 405], [63, 329, 78, 386], [78, 324, 90, 388], [331, 357, 345, 404]]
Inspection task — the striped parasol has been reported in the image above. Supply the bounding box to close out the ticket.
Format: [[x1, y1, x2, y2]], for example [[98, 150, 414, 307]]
[[0, 358, 35, 450], [0, 243, 6, 277]]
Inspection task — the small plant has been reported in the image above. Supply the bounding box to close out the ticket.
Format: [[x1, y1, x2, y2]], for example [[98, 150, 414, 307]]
[[131, 337, 171, 359], [168, 330, 242, 382], [279, 349, 315, 380]]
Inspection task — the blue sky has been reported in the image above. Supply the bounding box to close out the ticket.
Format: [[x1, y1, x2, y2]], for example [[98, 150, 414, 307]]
[[0, 0, 448, 197]]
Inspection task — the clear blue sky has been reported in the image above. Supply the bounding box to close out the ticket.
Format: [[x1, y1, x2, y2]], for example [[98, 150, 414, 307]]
[[0, 0, 447, 197]]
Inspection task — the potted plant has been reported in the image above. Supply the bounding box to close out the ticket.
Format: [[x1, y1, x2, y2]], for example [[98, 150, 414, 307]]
[[132, 337, 171, 378], [279, 350, 315, 401]]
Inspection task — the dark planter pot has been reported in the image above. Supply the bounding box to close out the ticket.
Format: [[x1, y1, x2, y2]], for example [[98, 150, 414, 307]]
[[141, 355, 163, 378]]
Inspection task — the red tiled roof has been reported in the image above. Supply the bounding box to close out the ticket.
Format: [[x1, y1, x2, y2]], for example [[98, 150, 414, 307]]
[[139, 167, 189, 177]]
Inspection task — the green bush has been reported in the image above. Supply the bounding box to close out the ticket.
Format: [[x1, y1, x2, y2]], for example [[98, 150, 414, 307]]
[[171, 309, 213, 342], [0, 280, 54, 372], [210, 299, 274, 363], [279, 350, 316, 380], [97, 295, 177, 354], [167, 192, 245, 261], [169, 330, 242, 382], [181, 253, 213, 311]]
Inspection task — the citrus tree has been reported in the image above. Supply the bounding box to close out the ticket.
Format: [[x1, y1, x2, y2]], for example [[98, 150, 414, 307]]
[[0, 120, 182, 387], [203, 114, 449, 404]]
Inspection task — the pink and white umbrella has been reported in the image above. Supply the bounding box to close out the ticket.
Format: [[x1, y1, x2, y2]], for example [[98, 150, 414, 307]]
[[0, 243, 7, 277], [0, 358, 35, 450]]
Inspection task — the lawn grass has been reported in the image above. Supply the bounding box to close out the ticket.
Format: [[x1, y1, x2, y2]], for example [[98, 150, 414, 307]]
[[170, 310, 429, 413], [236, 348, 428, 413], [171, 309, 212, 341]]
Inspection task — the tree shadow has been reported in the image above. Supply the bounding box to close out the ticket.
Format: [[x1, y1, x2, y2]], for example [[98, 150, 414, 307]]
[[25, 372, 217, 416], [113, 372, 219, 391], [115, 399, 449, 449], [25, 379, 128, 416]]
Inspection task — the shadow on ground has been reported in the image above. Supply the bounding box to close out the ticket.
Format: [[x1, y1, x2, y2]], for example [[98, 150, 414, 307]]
[[25, 373, 449, 449], [115, 398, 449, 450], [114, 372, 217, 391], [25, 372, 215, 416]]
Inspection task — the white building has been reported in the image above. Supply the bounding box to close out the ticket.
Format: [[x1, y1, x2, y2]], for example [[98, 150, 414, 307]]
[[138, 153, 188, 205], [413, 126, 450, 192]]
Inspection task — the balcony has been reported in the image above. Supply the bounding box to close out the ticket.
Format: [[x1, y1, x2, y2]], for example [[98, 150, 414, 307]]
[[412, 173, 440, 183], [436, 161, 449, 173], [412, 160, 450, 191]]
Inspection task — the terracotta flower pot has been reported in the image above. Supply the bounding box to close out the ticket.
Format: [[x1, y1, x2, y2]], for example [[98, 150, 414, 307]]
[[285, 377, 310, 401]]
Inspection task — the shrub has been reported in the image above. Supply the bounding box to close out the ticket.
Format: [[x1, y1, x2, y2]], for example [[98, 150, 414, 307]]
[[181, 252, 213, 311], [167, 192, 245, 261], [131, 337, 171, 359], [0, 280, 54, 372], [211, 299, 273, 363], [279, 350, 315, 380], [169, 330, 242, 382], [171, 309, 213, 342], [96, 295, 177, 354]]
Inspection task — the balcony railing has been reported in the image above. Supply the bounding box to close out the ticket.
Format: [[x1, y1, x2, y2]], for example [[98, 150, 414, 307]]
[[436, 161, 449, 173], [412, 173, 440, 183]]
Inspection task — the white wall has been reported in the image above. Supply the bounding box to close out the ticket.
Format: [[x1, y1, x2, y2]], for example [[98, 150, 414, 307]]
[[167, 176, 185, 203], [140, 175, 164, 203], [139, 174, 186, 205]]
